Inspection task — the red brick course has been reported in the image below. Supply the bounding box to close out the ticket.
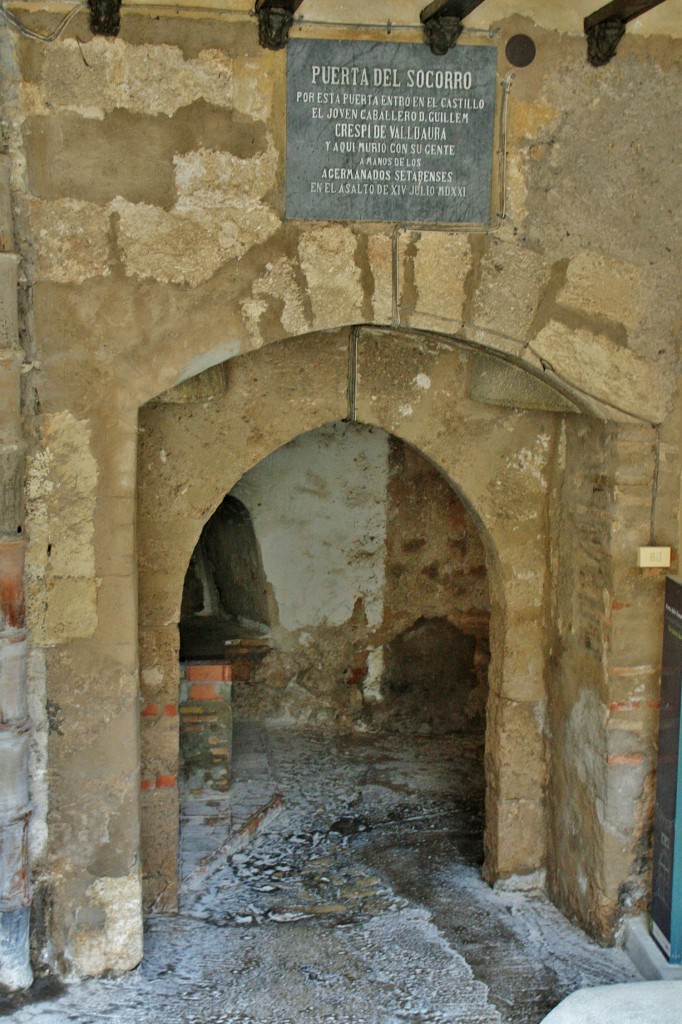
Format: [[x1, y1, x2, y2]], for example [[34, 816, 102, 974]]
[[185, 663, 232, 683]]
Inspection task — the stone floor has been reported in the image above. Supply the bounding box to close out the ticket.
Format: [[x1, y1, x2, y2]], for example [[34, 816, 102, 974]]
[[1, 722, 640, 1024]]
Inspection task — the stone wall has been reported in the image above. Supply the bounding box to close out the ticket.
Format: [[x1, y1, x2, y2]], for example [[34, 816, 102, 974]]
[[547, 412, 679, 938], [0, 0, 678, 983]]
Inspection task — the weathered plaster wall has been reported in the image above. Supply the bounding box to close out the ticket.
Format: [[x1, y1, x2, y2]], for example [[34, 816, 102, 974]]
[[231, 422, 390, 725], [4, 8, 679, 418], [0, 0, 677, 982], [234, 422, 389, 636]]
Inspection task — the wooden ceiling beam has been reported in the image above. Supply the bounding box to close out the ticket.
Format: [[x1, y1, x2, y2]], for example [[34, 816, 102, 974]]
[[421, 0, 489, 19], [584, 0, 669, 65], [584, 0, 669, 30]]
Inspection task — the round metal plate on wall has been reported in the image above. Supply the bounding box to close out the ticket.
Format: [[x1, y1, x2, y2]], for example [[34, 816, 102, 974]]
[[505, 34, 537, 67]]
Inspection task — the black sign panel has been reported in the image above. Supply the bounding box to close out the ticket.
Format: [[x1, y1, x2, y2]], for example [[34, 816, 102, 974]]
[[286, 38, 497, 224], [651, 575, 682, 964]]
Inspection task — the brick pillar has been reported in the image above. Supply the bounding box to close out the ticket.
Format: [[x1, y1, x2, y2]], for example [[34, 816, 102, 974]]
[[0, 152, 31, 990], [180, 663, 233, 793]]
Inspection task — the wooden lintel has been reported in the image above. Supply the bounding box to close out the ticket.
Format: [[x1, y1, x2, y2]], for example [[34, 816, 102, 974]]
[[584, 0, 668, 31], [421, 0, 488, 22]]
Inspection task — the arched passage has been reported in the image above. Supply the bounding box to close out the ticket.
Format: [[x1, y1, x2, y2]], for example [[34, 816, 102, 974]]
[[137, 326, 557, 911], [180, 420, 490, 738], [173, 421, 493, 911]]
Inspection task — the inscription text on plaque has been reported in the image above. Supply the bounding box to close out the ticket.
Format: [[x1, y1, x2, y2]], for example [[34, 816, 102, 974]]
[[286, 39, 497, 224]]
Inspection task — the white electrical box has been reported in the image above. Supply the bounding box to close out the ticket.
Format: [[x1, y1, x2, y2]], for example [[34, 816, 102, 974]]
[[637, 546, 672, 568]]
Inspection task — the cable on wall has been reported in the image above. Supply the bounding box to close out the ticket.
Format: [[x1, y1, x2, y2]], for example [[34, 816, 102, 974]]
[[0, 1, 86, 41], [650, 425, 661, 544], [498, 72, 514, 221], [347, 326, 359, 422]]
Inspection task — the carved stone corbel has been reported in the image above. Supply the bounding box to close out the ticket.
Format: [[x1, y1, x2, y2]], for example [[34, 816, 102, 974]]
[[422, 15, 464, 56], [420, 0, 488, 56], [87, 0, 122, 36], [584, 0, 669, 67], [586, 18, 626, 66], [257, 6, 293, 50], [255, 0, 304, 51]]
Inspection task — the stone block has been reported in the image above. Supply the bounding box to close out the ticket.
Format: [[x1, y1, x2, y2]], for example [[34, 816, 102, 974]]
[[494, 623, 546, 703], [140, 712, 179, 779], [367, 233, 393, 325], [469, 353, 580, 413], [137, 570, 182, 632], [403, 230, 471, 328], [142, 874, 178, 916], [241, 256, 311, 345], [507, 98, 559, 143], [299, 225, 363, 329], [471, 242, 548, 343], [607, 665, 659, 706], [0, 446, 24, 536], [94, 497, 135, 578], [601, 829, 640, 906], [140, 787, 178, 912], [486, 697, 546, 800], [603, 757, 649, 838], [139, 626, 181, 704], [38, 37, 242, 119], [0, 254, 19, 349], [532, 321, 673, 423], [0, 353, 21, 446], [558, 251, 644, 333], [94, 575, 136, 649], [68, 873, 143, 977], [26, 111, 178, 207], [113, 199, 274, 288], [43, 576, 98, 645], [25, 103, 268, 208], [608, 588, 666, 668], [486, 794, 546, 878]]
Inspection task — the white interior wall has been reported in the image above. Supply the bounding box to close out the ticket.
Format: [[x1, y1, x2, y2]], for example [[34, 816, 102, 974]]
[[231, 422, 390, 634]]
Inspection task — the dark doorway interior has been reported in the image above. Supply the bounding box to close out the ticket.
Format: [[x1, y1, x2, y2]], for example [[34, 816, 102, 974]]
[[180, 495, 270, 661]]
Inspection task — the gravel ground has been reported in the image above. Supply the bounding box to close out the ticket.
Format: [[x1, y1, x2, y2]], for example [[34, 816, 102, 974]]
[[0, 724, 640, 1024]]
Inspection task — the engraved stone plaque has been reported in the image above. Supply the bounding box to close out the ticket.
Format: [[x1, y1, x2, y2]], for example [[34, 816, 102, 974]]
[[286, 38, 497, 224]]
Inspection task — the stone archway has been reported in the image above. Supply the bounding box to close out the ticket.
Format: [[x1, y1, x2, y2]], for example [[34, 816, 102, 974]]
[[137, 325, 561, 912]]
